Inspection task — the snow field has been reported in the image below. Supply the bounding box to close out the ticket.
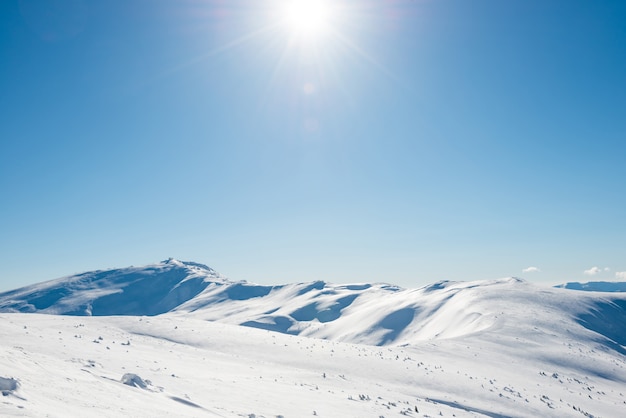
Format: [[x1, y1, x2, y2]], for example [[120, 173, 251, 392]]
[[1, 312, 625, 418]]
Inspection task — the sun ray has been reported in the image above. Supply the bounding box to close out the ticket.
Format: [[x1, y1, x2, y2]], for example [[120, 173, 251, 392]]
[[138, 23, 281, 89], [328, 28, 404, 86]]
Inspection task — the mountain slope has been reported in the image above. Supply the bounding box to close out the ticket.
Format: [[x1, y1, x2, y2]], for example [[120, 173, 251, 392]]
[[0, 259, 224, 316], [1, 311, 625, 418]]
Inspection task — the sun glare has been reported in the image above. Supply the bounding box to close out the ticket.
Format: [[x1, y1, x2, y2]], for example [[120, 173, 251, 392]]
[[281, 0, 333, 40]]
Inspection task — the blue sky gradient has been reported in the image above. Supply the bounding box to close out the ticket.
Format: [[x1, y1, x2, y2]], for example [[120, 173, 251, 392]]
[[1, 0, 625, 290]]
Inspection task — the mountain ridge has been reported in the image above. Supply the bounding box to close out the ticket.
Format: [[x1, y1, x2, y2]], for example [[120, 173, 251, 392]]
[[1, 260, 626, 351], [555, 280, 626, 292]]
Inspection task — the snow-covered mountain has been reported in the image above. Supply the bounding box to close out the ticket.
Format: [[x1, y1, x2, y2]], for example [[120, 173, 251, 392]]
[[1, 260, 625, 417], [2, 259, 625, 349], [0, 258, 224, 316], [556, 281, 626, 292]]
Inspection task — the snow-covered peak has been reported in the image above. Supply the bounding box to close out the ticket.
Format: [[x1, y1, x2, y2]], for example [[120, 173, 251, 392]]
[[0, 260, 226, 316], [161, 258, 215, 272]]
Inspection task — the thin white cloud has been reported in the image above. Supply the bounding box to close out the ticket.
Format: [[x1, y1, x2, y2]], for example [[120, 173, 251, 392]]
[[522, 266, 540, 273], [604, 267, 610, 272], [584, 266, 601, 276], [616, 272, 626, 280]]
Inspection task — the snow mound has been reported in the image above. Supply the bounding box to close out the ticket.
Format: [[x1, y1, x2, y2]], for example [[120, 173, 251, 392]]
[[121, 373, 149, 389], [0, 376, 18, 395]]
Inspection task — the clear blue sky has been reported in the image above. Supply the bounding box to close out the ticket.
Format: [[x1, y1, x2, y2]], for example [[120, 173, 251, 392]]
[[1, 0, 625, 291]]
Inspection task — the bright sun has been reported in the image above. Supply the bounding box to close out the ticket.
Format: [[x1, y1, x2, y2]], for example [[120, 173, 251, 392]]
[[281, 0, 333, 40]]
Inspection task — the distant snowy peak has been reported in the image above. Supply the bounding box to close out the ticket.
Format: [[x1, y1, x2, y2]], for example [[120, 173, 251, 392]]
[[555, 281, 626, 292], [161, 258, 215, 272], [0, 259, 227, 316], [418, 276, 526, 292]]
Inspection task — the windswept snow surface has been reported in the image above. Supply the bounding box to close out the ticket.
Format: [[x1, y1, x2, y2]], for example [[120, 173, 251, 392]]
[[1, 260, 625, 417]]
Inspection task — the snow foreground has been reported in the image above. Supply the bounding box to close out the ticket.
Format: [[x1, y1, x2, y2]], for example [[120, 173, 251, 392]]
[[0, 260, 625, 417]]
